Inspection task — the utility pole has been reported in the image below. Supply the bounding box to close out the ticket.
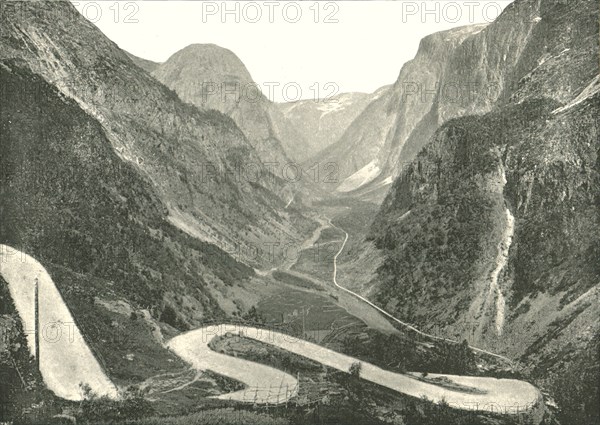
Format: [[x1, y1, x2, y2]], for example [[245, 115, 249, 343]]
[[34, 277, 40, 371]]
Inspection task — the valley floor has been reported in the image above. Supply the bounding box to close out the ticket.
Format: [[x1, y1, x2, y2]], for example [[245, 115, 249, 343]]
[[1, 230, 543, 420]]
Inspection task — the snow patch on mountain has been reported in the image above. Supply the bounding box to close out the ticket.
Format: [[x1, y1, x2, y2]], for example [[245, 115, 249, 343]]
[[317, 98, 352, 118], [336, 160, 381, 193]]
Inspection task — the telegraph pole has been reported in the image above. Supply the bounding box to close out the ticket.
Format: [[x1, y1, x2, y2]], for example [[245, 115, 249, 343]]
[[301, 306, 305, 338], [34, 277, 40, 371]]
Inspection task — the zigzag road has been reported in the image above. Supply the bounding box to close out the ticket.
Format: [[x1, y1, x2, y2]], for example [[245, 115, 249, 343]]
[[1, 241, 541, 419]]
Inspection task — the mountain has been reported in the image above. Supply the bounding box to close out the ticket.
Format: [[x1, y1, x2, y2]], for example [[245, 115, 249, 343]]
[[0, 0, 318, 416], [1, 0, 597, 422], [275, 89, 388, 162], [0, 1, 316, 269], [363, 0, 599, 422], [151, 44, 293, 166], [147, 44, 393, 187], [313, 24, 487, 199], [323, 0, 599, 203], [0, 58, 295, 417], [1, 58, 252, 324]]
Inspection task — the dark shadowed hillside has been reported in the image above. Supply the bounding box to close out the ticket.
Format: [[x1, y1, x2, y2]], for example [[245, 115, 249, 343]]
[[1, 59, 255, 326], [0, 0, 316, 268]]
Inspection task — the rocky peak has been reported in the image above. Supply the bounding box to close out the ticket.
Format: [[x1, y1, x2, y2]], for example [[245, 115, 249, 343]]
[[152, 43, 293, 165], [154, 43, 254, 89]]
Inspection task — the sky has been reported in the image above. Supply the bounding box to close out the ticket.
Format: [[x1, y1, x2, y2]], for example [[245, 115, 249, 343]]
[[71, 1, 511, 102]]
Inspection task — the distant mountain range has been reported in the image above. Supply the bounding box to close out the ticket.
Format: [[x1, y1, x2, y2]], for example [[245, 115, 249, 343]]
[[130, 44, 384, 166], [275, 89, 387, 162]]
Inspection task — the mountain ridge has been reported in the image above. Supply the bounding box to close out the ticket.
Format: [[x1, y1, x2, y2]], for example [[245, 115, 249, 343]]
[[0, 0, 316, 268], [312, 23, 488, 199], [151, 42, 295, 166]]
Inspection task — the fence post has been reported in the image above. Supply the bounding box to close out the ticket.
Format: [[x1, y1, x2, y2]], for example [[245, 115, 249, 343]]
[[295, 374, 300, 408]]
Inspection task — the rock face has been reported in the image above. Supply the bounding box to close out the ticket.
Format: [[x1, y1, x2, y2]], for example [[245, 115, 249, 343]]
[[314, 24, 486, 198], [276, 90, 387, 162], [152, 44, 292, 165], [320, 0, 599, 203], [367, 0, 599, 423], [0, 0, 315, 268]]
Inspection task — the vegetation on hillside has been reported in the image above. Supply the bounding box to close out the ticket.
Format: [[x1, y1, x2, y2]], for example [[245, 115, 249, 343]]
[[341, 329, 477, 376], [0, 61, 255, 330]]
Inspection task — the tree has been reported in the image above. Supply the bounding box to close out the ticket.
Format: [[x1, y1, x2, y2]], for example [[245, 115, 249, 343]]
[[241, 306, 265, 325], [78, 383, 154, 422]]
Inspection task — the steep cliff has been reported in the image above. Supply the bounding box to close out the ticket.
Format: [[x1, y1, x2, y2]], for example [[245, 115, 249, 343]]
[[0, 1, 315, 267], [399, 0, 598, 169], [320, 0, 598, 203], [152, 44, 292, 165], [368, 0, 599, 422], [314, 24, 486, 197]]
